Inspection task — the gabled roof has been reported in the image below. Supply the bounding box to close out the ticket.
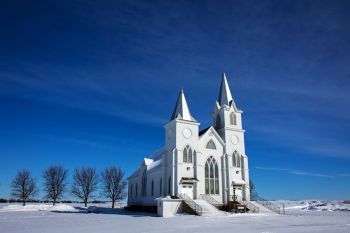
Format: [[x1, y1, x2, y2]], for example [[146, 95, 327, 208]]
[[198, 126, 225, 146], [170, 89, 196, 122]]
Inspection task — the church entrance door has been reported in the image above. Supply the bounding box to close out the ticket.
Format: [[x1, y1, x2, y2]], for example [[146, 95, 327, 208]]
[[182, 184, 193, 199]]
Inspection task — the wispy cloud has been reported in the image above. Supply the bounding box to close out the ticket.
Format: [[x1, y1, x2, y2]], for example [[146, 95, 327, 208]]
[[254, 166, 334, 178]]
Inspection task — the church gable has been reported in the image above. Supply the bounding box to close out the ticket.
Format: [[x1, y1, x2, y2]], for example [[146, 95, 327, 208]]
[[198, 126, 225, 149]]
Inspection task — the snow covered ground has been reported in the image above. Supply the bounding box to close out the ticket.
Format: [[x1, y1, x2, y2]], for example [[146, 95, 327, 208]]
[[0, 201, 349, 233]]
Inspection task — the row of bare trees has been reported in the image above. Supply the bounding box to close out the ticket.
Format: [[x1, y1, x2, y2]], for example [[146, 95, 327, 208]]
[[11, 166, 126, 208]]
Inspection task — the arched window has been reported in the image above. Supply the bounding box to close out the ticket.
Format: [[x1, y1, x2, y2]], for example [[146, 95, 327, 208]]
[[216, 114, 221, 129], [135, 183, 138, 197], [160, 178, 162, 195], [183, 145, 193, 163], [205, 156, 219, 195], [230, 112, 237, 125], [233, 151, 237, 167], [206, 140, 216, 149], [168, 176, 171, 195], [130, 184, 133, 197], [141, 170, 147, 196], [151, 180, 154, 196]]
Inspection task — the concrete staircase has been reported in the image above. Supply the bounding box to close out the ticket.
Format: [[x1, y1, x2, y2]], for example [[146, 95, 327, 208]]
[[194, 200, 227, 217]]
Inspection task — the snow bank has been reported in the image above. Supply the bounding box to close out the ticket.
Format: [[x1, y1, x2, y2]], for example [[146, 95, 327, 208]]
[[0, 204, 77, 212]]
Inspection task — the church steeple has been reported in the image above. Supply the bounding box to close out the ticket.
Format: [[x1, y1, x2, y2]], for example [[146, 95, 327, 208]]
[[170, 89, 196, 121], [217, 73, 233, 107]]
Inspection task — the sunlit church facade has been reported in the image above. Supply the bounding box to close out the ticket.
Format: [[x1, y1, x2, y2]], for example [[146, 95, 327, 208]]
[[127, 74, 250, 208]]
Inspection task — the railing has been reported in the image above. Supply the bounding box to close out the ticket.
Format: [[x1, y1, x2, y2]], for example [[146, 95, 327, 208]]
[[179, 193, 202, 216], [243, 201, 259, 213], [256, 198, 281, 214], [199, 194, 221, 206], [231, 195, 259, 213]]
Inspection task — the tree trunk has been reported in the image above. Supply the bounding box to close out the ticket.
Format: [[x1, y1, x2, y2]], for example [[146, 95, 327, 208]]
[[53, 198, 56, 206], [112, 200, 115, 209], [84, 198, 87, 207], [23, 200, 25, 206]]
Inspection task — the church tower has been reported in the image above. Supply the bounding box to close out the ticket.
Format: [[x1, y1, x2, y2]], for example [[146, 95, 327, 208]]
[[212, 73, 250, 201], [163, 89, 200, 197]]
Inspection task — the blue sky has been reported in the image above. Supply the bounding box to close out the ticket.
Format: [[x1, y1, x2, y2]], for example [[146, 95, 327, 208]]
[[0, 0, 349, 200]]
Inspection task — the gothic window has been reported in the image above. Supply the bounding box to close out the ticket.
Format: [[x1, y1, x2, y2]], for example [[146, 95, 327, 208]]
[[135, 183, 138, 197], [206, 140, 216, 149], [205, 156, 219, 195], [230, 112, 237, 125], [216, 114, 221, 129], [141, 170, 147, 196], [183, 145, 193, 163], [168, 176, 171, 195], [160, 178, 162, 195], [233, 151, 240, 167], [151, 180, 154, 196], [130, 184, 133, 197]]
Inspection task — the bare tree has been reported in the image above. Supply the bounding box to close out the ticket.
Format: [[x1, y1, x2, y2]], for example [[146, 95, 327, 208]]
[[42, 165, 68, 205], [71, 167, 98, 207], [101, 166, 126, 208], [11, 169, 37, 206]]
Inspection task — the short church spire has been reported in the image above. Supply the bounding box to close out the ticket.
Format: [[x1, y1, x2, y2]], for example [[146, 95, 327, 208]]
[[170, 89, 196, 121], [217, 73, 233, 107]]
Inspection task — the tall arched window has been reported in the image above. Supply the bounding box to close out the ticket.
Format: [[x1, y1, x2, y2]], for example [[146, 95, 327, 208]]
[[232, 151, 239, 167], [230, 112, 237, 125], [135, 183, 138, 197], [183, 145, 193, 163], [206, 140, 216, 149], [168, 176, 171, 195], [205, 156, 219, 195], [141, 170, 147, 196], [130, 184, 133, 197], [216, 114, 221, 129], [151, 180, 154, 196], [160, 178, 162, 195]]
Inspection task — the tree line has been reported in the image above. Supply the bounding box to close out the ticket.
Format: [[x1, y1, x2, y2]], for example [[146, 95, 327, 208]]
[[10, 165, 126, 208]]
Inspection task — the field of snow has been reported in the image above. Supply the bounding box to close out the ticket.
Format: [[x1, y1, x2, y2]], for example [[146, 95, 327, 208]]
[[0, 201, 349, 233]]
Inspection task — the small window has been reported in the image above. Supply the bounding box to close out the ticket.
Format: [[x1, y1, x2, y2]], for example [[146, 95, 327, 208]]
[[206, 140, 216, 149], [230, 112, 237, 125], [233, 151, 241, 167]]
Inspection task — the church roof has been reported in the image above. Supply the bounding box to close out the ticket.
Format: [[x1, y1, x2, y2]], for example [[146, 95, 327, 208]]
[[217, 73, 234, 107], [199, 126, 210, 136], [170, 89, 196, 122]]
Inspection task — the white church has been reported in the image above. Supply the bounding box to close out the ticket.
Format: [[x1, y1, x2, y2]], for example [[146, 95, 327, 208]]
[[127, 74, 253, 215]]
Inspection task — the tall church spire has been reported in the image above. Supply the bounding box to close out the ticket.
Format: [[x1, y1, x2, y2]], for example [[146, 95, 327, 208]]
[[217, 73, 233, 107], [170, 89, 196, 121]]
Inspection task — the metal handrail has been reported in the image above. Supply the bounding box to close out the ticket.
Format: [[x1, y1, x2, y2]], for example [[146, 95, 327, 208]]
[[199, 194, 221, 206], [179, 193, 202, 216], [243, 201, 259, 213], [256, 198, 281, 214]]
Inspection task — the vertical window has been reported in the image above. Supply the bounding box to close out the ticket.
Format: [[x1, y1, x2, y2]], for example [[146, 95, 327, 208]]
[[151, 180, 154, 196], [168, 176, 171, 195], [183, 145, 193, 163], [233, 151, 241, 167], [230, 112, 237, 125], [130, 184, 133, 197], [141, 170, 147, 196], [216, 114, 221, 129], [136, 183, 138, 197], [206, 140, 216, 149], [205, 156, 219, 195], [160, 178, 162, 195]]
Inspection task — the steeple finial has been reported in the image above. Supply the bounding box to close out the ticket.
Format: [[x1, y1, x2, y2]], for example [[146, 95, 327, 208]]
[[170, 89, 196, 121], [217, 73, 233, 107]]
